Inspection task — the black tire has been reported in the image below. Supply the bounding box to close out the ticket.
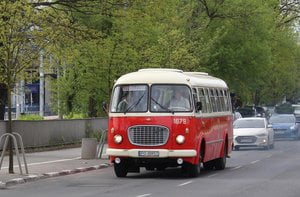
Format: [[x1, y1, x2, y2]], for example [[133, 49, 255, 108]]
[[183, 151, 202, 177], [203, 161, 214, 170], [114, 163, 128, 177], [215, 142, 227, 170], [184, 162, 201, 177]]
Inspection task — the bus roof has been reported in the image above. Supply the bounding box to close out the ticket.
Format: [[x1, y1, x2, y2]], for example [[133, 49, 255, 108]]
[[114, 68, 228, 88]]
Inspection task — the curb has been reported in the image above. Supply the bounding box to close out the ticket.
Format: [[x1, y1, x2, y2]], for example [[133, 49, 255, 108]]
[[0, 163, 112, 189]]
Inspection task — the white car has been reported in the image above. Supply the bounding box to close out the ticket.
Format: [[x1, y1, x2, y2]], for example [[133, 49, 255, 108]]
[[233, 118, 274, 150]]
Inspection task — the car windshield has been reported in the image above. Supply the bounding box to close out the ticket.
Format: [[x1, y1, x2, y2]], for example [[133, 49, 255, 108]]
[[110, 85, 148, 113], [269, 115, 295, 124], [150, 85, 192, 112], [234, 119, 265, 129]]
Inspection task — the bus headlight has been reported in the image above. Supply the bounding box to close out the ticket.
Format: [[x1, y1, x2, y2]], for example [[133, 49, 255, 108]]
[[176, 135, 185, 144], [114, 134, 123, 144]]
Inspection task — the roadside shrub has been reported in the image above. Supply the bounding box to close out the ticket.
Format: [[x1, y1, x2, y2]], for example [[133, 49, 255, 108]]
[[64, 113, 87, 119], [85, 129, 107, 142], [18, 114, 44, 120]]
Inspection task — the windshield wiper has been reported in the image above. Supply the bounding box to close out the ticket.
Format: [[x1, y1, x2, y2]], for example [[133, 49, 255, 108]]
[[150, 97, 174, 114], [124, 93, 146, 114]]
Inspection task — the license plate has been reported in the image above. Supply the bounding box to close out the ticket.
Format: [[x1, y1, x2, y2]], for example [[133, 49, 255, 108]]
[[240, 139, 253, 143], [138, 151, 159, 157]]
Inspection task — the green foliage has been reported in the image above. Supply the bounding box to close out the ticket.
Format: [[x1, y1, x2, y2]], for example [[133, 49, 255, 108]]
[[188, 0, 300, 105], [51, 0, 201, 117], [64, 113, 87, 120], [29, 0, 300, 115], [85, 129, 104, 142], [18, 114, 44, 120]]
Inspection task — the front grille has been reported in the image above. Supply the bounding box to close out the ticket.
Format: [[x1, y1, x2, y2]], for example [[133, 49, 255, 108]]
[[236, 136, 257, 144], [128, 125, 169, 146]]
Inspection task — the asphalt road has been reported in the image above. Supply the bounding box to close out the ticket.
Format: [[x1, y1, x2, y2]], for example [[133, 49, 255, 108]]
[[2, 140, 300, 197]]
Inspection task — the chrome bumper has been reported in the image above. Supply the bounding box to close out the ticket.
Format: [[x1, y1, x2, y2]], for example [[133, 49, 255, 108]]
[[106, 148, 197, 158]]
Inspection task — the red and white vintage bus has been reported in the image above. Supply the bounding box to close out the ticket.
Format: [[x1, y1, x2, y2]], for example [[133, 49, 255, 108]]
[[106, 68, 233, 177]]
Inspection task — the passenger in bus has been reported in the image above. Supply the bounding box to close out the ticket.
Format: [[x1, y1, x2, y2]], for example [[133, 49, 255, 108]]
[[169, 89, 190, 111]]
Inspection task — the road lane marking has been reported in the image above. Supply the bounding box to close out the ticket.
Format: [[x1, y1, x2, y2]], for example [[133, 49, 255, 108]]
[[178, 181, 193, 187], [230, 165, 242, 171], [136, 194, 151, 197], [207, 173, 218, 178], [250, 160, 260, 164], [2, 157, 81, 169]]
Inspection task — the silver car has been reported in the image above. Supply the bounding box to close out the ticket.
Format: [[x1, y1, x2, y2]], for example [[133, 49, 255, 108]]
[[233, 118, 274, 150]]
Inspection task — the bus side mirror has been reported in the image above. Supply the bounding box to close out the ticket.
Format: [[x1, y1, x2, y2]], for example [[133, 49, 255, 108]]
[[102, 101, 108, 115], [196, 101, 202, 112]]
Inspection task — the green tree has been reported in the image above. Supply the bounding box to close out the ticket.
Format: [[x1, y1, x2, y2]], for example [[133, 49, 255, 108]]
[[189, 0, 300, 105], [52, 0, 200, 117], [0, 0, 96, 173]]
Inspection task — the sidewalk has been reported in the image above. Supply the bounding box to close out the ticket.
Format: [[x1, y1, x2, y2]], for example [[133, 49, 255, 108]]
[[0, 146, 111, 188]]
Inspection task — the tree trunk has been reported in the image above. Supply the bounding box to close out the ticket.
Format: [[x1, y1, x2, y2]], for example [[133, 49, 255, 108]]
[[7, 86, 14, 174], [0, 84, 7, 120], [88, 96, 97, 117]]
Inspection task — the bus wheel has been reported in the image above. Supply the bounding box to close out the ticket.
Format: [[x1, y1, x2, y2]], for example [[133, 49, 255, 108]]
[[203, 161, 214, 170], [114, 162, 128, 177], [185, 162, 201, 177], [214, 143, 227, 170], [183, 154, 202, 177]]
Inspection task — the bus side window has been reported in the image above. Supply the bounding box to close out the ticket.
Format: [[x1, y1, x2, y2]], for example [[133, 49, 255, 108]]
[[224, 90, 229, 111], [219, 89, 225, 112], [192, 88, 198, 112], [209, 89, 217, 112], [226, 90, 232, 112], [204, 89, 212, 113], [214, 89, 219, 112], [198, 88, 207, 113], [215, 89, 221, 112]]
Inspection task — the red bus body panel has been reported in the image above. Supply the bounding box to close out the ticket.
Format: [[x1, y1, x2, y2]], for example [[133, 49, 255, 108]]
[[108, 114, 233, 165]]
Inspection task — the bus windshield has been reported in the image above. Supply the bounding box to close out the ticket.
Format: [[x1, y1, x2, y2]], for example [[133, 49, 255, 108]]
[[150, 85, 192, 112], [111, 85, 148, 113]]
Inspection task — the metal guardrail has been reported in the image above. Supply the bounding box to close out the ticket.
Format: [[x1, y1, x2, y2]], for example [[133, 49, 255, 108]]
[[97, 130, 107, 159], [0, 132, 28, 175]]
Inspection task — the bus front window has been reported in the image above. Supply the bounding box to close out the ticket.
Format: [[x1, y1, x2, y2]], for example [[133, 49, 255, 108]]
[[150, 85, 192, 112], [111, 85, 148, 113]]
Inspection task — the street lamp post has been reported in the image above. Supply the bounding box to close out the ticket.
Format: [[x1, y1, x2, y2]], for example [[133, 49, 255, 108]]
[[39, 50, 44, 117]]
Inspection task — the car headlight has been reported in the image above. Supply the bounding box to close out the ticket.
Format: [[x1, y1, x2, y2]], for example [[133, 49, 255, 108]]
[[290, 125, 296, 130], [257, 133, 267, 137], [113, 134, 123, 144], [176, 135, 185, 144]]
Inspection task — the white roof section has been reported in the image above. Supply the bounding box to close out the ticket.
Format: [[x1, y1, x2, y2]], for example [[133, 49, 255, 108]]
[[114, 68, 228, 88]]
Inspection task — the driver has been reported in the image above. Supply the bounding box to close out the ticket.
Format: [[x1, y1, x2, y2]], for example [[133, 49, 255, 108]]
[[169, 89, 190, 111]]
